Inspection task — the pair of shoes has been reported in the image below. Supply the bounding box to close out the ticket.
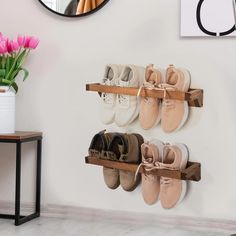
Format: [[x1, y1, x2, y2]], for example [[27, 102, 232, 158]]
[[100, 64, 145, 127], [135, 140, 189, 208], [139, 64, 191, 132], [89, 130, 144, 191]]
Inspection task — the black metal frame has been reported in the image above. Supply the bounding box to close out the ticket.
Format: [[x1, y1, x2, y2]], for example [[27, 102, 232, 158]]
[[0, 136, 42, 226], [37, 0, 110, 18]]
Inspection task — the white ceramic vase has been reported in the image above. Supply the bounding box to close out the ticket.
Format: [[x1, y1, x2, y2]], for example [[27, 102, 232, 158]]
[[0, 86, 15, 134]]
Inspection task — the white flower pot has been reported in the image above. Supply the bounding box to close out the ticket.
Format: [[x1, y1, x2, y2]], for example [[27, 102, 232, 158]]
[[0, 86, 15, 134]]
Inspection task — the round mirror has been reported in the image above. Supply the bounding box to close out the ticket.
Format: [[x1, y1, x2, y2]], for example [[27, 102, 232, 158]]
[[38, 0, 110, 17]]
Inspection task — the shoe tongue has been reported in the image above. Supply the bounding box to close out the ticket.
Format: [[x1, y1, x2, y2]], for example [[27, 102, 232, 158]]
[[118, 144, 125, 154], [107, 67, 114, 80], [146, 69, 161, 85], [163, 148, 175, 165], [167, 72, 178, 85], [143, 146, 156, 163], [166, 67, 178, 86]]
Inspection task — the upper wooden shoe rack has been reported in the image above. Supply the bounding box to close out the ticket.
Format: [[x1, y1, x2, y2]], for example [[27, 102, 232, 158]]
[[86, 83, 204, 107], [85, 156, 201, 182]]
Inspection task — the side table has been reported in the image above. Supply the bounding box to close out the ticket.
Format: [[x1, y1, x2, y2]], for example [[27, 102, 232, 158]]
[[0, 131, 42, 226]]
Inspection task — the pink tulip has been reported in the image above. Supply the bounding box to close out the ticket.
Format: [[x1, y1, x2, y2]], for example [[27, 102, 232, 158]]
[[23, 36, 32, 48], [6, 40, 20, 53], [0, 41, 7, 54], [28, 37, 39, 49], [11, 40, 20, 51], [6, 40, 13, 53], [17, 35, 25, 47]]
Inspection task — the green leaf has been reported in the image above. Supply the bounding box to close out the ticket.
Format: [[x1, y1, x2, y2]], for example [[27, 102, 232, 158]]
[[1, 79, 12, 85], [9, 57, 15, 69], [6, 57, 10, 75], [20, 68, 29, 81], [0, 69, 6, 77], [16, 49, 27, 67], [11, 82, 18, 93], [9, 69, 20, 81]]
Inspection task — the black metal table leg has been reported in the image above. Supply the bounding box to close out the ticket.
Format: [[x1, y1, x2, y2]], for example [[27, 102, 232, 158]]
[[36, 139, 42, 215], [15, 142, 22, 226]]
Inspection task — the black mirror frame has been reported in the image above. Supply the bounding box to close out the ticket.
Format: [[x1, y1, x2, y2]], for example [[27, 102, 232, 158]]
[[38, 0, 110, 18]]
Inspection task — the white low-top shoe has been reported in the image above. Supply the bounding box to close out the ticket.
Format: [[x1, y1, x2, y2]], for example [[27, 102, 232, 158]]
[[100, 64, 122, 125], [115, 65, 145, 127]]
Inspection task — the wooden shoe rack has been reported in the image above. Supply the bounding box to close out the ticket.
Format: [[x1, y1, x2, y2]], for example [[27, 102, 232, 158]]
[[85, 156, 201, 182], [86, 83, 204, 107], [85, 83, 203, 183]]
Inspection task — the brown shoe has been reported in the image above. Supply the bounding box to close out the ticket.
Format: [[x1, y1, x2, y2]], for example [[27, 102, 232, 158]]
[[88, 130, 108, 158], [107, 133, 144, 192]]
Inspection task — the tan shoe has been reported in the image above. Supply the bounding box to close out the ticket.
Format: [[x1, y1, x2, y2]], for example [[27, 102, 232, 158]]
[[136, 140, 164, 205], [160, 65, 191, 133], [89, 131, 120, 190], [102, 133, 121, 190], [156, 143, 189, 209], [139, 64, 163, 130], [107, 133, 144, 191]]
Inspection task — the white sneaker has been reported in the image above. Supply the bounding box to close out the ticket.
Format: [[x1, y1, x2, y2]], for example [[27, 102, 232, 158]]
[[99, 64, 122, 125], [115, 65, 145, 127]]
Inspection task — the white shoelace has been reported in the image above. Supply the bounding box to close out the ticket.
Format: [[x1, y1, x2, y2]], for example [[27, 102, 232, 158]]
[[102, 79, 114, 105], [116, 80, 131, 108]]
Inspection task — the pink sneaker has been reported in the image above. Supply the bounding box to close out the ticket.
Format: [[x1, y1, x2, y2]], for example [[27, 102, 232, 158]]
[[139, 64, 163, 130], [160, 65, 191, 133], [136, 140, 164, 205], [155, 143, 189, 209]]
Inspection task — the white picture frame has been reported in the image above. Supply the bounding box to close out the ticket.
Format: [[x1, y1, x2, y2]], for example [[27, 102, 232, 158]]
[[181, 0, 236, 37]]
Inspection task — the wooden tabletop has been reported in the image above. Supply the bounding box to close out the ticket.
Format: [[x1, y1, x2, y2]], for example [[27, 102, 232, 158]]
[[0, 131, 42, 141]]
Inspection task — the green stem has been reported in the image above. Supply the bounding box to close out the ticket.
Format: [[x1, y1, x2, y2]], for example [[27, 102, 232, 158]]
[[5, 49, 27, 81]]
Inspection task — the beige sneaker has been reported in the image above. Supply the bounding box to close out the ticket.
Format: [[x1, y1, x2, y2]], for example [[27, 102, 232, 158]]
[[160, 65, 191, 133], [136, 140, 164, 205], [156, 143, 189, 209], [139, 64, 163, 130], [115, 65, 145, 127], [100, 65, 122, 125]]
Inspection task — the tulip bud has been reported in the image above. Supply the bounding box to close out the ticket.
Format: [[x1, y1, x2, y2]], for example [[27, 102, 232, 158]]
[[28, 37, 40, 49]]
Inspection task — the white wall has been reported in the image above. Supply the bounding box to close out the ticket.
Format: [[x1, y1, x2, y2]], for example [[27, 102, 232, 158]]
[[0, 0, 236, 221]]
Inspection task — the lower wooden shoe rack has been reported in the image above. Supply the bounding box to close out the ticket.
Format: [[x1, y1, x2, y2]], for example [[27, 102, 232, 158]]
[[85, 156, 201, 181], [85, 83, 203, 182]]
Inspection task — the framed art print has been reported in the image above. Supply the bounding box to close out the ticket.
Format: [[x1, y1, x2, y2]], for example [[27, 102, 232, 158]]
[[181, 0, 236, 37]]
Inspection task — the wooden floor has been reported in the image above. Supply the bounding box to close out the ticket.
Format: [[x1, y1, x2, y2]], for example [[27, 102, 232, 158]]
[[0, 217, 229, 236]]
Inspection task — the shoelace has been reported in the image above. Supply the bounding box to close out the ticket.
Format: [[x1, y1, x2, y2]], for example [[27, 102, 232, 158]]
[[137, 81, 159, 98], [134, 158, 155, 181], [116, 80, 130, 107], [102, 79, 114, 105], [158, 83, 176, 107], [160, 177, 172, 186], [117, 94, 129, 106], [135, 143, 177, 183], [137, 82, 176, 107]]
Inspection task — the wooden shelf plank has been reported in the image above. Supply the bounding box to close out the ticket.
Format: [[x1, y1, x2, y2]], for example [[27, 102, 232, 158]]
[[85, 156, 201, 182], [86, 83, 203, 108]]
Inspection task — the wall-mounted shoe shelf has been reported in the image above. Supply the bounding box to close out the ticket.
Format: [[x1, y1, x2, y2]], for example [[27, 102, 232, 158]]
[[85, 156, 201, 182], [86, 83, 204, 107]]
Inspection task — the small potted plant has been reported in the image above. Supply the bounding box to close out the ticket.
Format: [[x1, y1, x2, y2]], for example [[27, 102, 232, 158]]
[[0, 32, 39, 134]]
